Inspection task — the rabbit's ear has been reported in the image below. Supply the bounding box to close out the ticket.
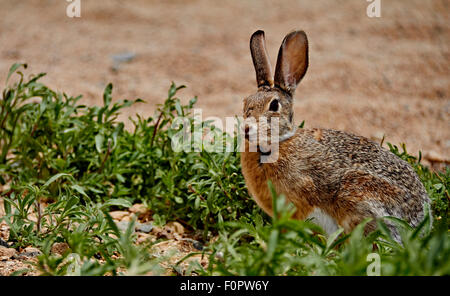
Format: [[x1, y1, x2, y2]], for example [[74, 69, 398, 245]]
[[274, 31, 308, 95], [250, 30, 273, 88]]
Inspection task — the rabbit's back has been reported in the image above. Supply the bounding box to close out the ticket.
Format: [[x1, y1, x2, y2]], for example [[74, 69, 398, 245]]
[[306, 128, 425, 193], [275, 128, 430, 230]]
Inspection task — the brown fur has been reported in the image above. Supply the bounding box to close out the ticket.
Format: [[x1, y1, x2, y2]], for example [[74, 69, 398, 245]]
[[242, 30, 431, 239]]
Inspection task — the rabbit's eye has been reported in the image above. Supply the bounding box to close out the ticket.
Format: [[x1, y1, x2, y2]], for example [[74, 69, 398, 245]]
[[269, 99, 279, 112]]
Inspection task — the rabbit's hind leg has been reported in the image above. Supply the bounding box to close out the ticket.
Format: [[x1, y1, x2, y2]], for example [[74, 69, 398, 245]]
[[333, 169, 406, 237]]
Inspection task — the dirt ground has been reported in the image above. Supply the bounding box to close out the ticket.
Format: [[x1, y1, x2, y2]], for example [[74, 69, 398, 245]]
[[0, 0, 449, 163]]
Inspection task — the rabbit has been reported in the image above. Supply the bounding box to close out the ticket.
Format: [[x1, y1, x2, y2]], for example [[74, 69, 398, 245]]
[[241, 30, 431, 240]]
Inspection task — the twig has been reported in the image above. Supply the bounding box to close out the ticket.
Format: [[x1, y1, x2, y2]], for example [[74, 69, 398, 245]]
[[188, 184, 205, 201], [36, 201, 42, 233], [98, 141, 112, 173], [150, 112, 163, 147]]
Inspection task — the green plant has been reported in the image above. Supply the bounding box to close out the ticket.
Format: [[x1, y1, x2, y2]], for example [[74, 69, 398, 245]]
[[0, 64, 448, 276], [191, 182, 450, 276]]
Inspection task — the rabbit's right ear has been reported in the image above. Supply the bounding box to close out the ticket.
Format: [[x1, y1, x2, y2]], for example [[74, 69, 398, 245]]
[[250, 30, 273, 88], [274, 31, 309, 96]]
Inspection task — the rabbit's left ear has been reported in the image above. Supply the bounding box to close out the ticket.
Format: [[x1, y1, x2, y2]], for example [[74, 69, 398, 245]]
[[274, 31, 309, 95], [250, 30, 274, 88]]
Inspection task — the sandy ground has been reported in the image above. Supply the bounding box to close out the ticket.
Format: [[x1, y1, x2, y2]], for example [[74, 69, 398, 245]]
[[0, 0, 449, 163]]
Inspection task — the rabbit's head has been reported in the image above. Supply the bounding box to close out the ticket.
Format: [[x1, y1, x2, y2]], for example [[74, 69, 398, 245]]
[[243, 30, 308, 144]]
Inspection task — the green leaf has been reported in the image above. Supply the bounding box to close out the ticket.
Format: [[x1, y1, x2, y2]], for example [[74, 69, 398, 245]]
[[433, 183, 443, 190], [43, 173, 73, 188], [324, 227, 345, 255], [168, 82, 177, 99], [95, 134, 104, 153], [3, 198, 11, 215], [175, 100, 183, 116], [6, 63, 27, 83], [383, 216, 413, 231], [71, 184, 89, 199], [101, 198, 132, 209], [265, 229, 279, 262], [115, 174, 125, 183], [103, 83, 113, 107], [103, 211, 120, 236]]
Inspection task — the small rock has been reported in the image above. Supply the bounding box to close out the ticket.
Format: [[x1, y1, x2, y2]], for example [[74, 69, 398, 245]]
[[109, 211, 129, 221], [111, 253, 120, 260], [23, 246, 41, 254], [111, 52, 136, 71], [21, 247, 41, 258], [121, 215, 132, 222], [129, 203, 147, 215], [193, 241, 204, 251], [135, 222, 153, 233], [0, 238, 9, 248], [115, 221, 131, 233], [112, 52, 136, 64], [93, 253, 102, 260], [215, 251, 224, 261], [136, 232, 152, 244], [166, 221, 184, 235], [51, 242, 70, 255], [150, 226, 163, 235], [179, 238, 204, 250], [0, 246, 17, 259]]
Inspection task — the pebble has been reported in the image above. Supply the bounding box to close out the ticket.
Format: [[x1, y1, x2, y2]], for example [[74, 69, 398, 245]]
[[112, 52, 136, 63], [0, 246, 17, 259], [179, 238, 204, 250], [111, 52, 136, 71], [150, 226, 163, 235], [109, 211, 130, 221], [0, 238, 9, 248], [20, 247, 41, 258], [121, 215, 132, 222], [192, 241, 204, 251], [114, 221, 153, 234], [51, 242, 70, 255], [136, 233, 153, 244], [129, 203, 148, 215], [135, 222, 153, 233], [215, 251, 224, 261], [166, 221, 185, 235], [94, 253, 102, 259], [115, 221, 130, 232]]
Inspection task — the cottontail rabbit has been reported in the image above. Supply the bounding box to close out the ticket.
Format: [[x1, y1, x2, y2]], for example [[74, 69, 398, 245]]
[[241, 30, 431, 239]]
